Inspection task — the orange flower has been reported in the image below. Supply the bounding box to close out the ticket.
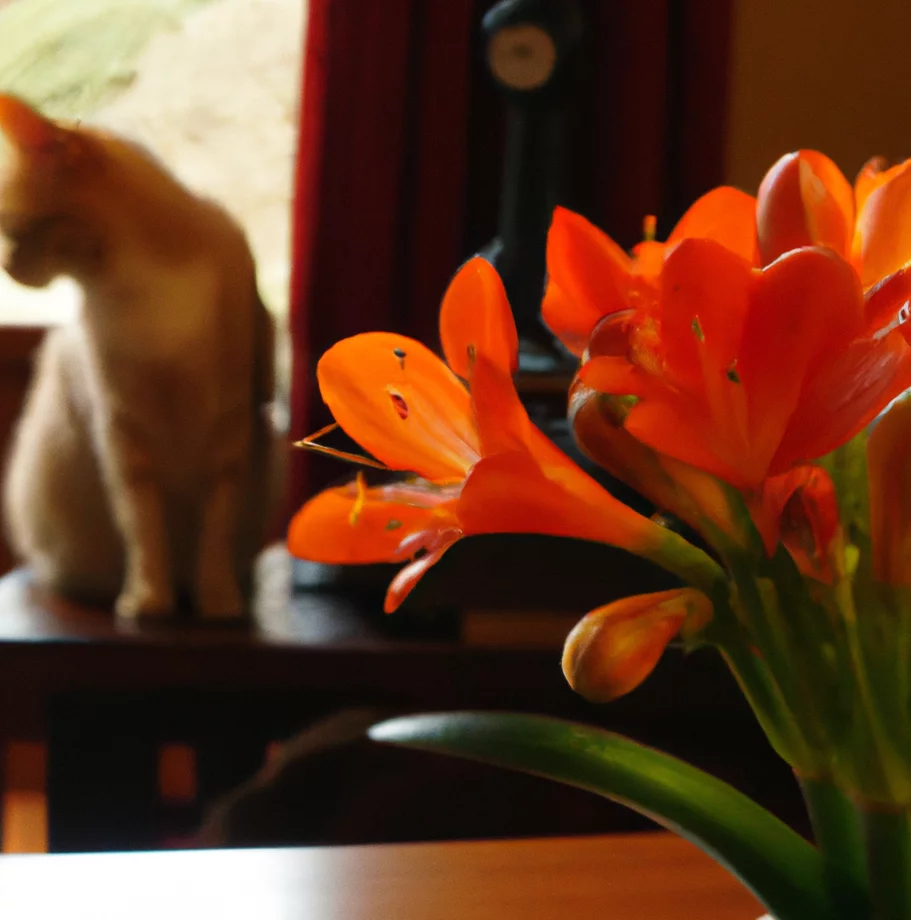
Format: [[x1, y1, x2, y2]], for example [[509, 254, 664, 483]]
[[546, 150, 911, 368], [288, 258, 716, 612], [545, 164, 911, 575], [542, 188, 757, 356], [562, 588, 713, 701], [576, 240, 911, 491]]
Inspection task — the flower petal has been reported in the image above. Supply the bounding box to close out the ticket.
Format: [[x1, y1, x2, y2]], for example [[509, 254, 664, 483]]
[[440, 257, 518, 379], [384, 527, 462, 612], [773, 329, 911, 471], [625, 239, 754, 483], [668, 186, 758, 265], [576, 354, 654, 397], [750, 466, 840, 580], [864, 265, 911, 333], [623, 396, 747, 487], [287, 479, 460, 565], [854, 158, 911, 288], [738, 247, 865, 478], [458, 450, 663, 553], [469, 353, 534, 456], [854, 156, 893, 218], [317, 332, 481, 481], [655, 237, 751, 400], [569, 382, 746, 549], [585, 309, 635, 359], [756, 151, 853, 265], [540, 281, 599, 357], [543, 207, 635, 356], [562, 588, 713, 701]]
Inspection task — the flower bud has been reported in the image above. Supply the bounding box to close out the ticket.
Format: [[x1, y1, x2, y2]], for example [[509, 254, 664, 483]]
[[562, 588, 713, 702]]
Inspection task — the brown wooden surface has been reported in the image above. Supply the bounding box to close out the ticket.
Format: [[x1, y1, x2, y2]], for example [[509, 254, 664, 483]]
[[0, 832, 764, 919], [0, 548, 755, 741]]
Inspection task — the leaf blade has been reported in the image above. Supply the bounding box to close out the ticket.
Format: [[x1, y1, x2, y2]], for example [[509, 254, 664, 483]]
[[370, 711, 831, 920]]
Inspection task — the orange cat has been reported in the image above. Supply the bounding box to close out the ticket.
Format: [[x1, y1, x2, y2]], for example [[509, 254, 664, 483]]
[[0, 95, 281, 618]]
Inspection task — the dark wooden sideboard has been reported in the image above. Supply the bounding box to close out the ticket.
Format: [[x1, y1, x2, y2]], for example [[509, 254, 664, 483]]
[[0, 549, 807, 852]]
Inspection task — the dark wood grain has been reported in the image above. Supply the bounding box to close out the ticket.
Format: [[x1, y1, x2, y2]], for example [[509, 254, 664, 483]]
[[0, 832, 764, 920]]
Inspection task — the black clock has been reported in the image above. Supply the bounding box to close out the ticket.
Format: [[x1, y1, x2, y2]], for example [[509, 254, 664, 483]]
[[478, 0, 583, 369]]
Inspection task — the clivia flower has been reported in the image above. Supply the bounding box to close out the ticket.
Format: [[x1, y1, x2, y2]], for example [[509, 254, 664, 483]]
[[573, 239, 911, 489], [542, 188, 757, 357], [544, 171, 911, 576], [288, 257, 720, 618]]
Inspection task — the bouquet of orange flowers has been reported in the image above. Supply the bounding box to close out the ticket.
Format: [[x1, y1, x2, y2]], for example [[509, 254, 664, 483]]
[[289, 150, 911, 920]]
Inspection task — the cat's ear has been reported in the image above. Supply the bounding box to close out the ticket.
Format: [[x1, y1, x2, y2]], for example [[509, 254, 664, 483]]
[[0, 95, 61, 154], [0, 95, 94, 185]]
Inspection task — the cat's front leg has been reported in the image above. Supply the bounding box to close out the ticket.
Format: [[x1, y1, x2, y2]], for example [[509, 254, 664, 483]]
[[195, 417, 248, 619], [100, 415, 174, 618]]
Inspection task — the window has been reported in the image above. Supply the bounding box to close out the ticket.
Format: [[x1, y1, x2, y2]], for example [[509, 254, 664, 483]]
[[0, 0, 304, 408]]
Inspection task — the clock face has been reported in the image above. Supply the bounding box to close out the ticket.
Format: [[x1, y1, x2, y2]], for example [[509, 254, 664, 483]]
[[488, 24, 557, 91]]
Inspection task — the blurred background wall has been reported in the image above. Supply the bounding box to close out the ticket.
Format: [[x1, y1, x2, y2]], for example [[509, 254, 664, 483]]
[[725, 0, 911, 189]]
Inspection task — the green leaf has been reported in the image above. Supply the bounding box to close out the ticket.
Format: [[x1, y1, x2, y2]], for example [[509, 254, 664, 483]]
[[799, 777, 870, 920], [863, 806, 911, 920], [370, 711, 831, 920]]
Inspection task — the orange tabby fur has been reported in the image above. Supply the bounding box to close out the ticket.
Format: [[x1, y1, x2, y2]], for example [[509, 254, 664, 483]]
[[0, 95, 280, 618]]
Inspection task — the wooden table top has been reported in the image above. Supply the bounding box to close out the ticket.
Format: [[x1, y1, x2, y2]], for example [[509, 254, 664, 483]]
[[0, 832, 763, 920]]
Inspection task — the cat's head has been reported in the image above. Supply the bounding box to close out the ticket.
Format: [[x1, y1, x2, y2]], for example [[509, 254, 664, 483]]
[[0, 94, 198, 289], [0, 95, 112, 287]]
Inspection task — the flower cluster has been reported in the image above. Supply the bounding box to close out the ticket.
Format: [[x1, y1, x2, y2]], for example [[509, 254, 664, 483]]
[[290, 150, 911, 807]]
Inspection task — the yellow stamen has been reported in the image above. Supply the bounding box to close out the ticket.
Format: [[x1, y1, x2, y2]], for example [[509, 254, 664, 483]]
[[349, 471, 368, 526], [293, 422, 388, 470], [643, 214, 657, 243]]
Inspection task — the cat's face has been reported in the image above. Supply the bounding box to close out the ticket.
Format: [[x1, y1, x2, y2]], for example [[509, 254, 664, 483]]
[[0, 96, 109, 287]]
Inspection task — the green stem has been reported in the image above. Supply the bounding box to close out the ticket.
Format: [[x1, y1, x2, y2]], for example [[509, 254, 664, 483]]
[[800, 776, 870, 920], [716, 642, 807, 766], [645, 526, 726, 596], [837, 578, 905, 801], [863, 806, 911, 920], [709, 579, 812, 767], [726, 557, 824, 771]]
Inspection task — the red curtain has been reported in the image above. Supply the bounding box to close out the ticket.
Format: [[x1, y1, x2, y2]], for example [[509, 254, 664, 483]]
[[287, 0, 733, 515]]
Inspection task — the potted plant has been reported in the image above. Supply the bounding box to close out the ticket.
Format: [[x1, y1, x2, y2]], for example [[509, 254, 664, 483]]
[[290, 149, 911, 920]]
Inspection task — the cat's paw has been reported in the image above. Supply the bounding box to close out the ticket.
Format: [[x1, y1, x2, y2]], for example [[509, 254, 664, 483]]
[[115, 581, 175, 619], [196, 578, 245, 620]]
